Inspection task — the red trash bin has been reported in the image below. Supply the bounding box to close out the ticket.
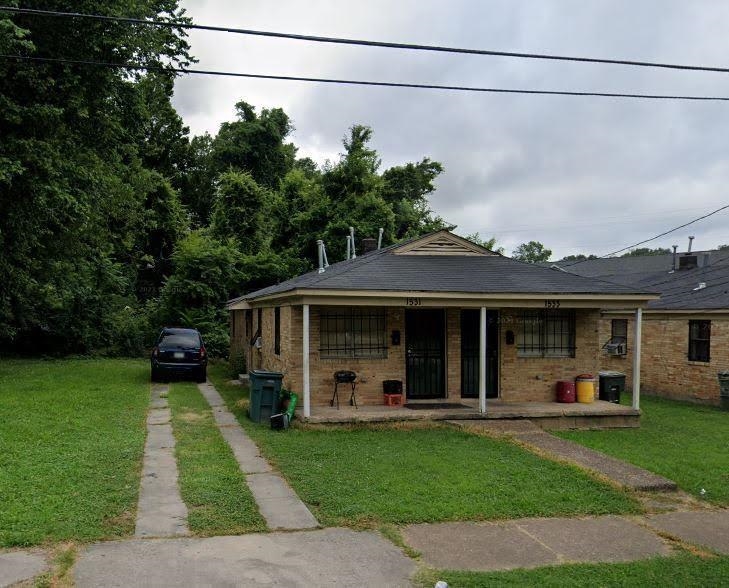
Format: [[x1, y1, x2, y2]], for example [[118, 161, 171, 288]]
[[556, 380, 576, 403]]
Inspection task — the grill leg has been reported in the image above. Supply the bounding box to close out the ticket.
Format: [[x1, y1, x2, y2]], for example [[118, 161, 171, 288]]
[[349, 382, 357, 408], [330, 382, 339, 409]]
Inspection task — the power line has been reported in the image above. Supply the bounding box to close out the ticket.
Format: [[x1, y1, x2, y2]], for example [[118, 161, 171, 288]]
[[3, 54, 729, 102], [563, 203, 729, 267], [3, 6, 729, 75]]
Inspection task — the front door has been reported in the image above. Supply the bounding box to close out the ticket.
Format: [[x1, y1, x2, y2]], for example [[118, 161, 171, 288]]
[[461, 309, 499, 398], [405, 309, 446, 399]]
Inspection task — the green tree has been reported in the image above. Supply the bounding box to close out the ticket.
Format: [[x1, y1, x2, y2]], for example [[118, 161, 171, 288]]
[[621, 247, 671, 257], [512, 241, 553, 263], [211, 101, 295, 189], [157, 231, 241, 356], [560, 254, 599, 262], [463, 232, 503, 254], [210, 171, 268, 254], [0, 1, 192, 352]]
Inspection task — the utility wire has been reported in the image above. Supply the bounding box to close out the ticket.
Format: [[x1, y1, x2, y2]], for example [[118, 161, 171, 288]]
[[3, 54, 729, 102], [3, 6, 729, 75], [563, 203, 729, 267]]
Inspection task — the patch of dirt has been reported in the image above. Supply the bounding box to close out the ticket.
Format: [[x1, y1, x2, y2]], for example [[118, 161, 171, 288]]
[[176, 411, 206, 423], [102, 510, 135, 534]]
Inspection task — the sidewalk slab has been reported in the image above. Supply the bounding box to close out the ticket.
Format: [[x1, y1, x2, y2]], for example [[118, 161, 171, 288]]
[[646, 510, 729, 554], [403, 522, 558, 571], [517, 516, 670, 563], [197, 383, 319, 530], [135, 385, 189, 538], [515, 431, 677, 491], [74, 529, 415, 588], [404, 516, 671, 571], [0, 551, 48, 588]]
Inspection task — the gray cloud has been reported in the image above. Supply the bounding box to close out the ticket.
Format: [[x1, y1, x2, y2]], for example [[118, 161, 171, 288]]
[[174, 0, 729, 258]]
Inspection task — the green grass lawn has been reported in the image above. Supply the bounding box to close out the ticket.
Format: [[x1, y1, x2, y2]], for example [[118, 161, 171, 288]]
[[0, 358, 149, 547], [558, 395, 729, 504], [417, 553, 729, 587], [168, 381, 266, 535], [209, 364, 638, 527]]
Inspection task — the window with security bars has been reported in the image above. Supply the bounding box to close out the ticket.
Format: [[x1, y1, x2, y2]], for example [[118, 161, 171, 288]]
[[517, 310, 576, 358], [688, 320, 711, 362], [319, 307, 387, 358]]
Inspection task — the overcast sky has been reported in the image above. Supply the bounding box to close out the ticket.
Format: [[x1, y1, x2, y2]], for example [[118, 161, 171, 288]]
[[173, 0, 729, 259]]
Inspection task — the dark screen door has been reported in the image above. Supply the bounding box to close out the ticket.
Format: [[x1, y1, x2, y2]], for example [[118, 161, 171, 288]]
[[461, 309, 499, 398], [405, 309, 446, 399]]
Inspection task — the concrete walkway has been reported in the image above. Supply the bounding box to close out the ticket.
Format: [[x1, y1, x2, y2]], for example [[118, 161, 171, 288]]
[[0, 550, 48, 588], [454, 420, 677, 491], [74, 528, 415, 588], [135, 384, 189, 538], [197, 382, 319, 531], [404, 509, 729, 572]]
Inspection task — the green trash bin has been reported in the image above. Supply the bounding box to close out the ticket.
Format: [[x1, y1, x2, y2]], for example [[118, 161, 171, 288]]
[[249, 369, 284, 423], [718, 371, 729, 411]]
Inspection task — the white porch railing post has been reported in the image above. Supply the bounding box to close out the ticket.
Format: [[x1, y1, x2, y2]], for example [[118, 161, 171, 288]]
[[479, 306, 487, 413], [303, 304, 311, 418], [632, 307, 642, 410]]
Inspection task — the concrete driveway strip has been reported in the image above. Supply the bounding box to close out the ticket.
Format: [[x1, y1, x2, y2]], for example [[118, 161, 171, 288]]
[[0, 551, 48, 588], [135, 384, 189, 538], [645, 510, 729, 554], [73, 528, 415, 588], [197, 382, 319, 530]]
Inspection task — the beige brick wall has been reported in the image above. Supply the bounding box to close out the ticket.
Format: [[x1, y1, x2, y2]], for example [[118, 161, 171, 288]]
[[599, 314, 729, 404], [499, 309, 601, 402]]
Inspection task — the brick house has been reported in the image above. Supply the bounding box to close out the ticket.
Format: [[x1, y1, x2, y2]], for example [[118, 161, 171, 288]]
[[227, 231, 656, 418], [553, 247, 729, 405]]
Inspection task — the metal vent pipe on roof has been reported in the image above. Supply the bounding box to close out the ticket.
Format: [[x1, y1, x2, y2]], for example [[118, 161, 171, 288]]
[[377, 227, 384, 249], [317, 240, 329, 273], [688, 236, 694, 253], [349, 227, 356, 259], [346, 235, 352, 260], [672, 245, 678, 271]]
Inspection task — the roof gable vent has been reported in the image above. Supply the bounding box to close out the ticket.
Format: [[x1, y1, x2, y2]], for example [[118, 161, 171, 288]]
[[394, 231, 497, 256]]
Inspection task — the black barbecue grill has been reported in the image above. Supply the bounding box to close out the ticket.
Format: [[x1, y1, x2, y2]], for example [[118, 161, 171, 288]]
[[331, 370, 358, 409]]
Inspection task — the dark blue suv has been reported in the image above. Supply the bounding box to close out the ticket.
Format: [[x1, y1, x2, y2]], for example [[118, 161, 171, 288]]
[[151, 327, 207, 383]]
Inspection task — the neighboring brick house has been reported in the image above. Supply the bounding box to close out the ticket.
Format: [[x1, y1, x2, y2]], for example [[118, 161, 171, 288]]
[[553, 248, 729, 405], [227, 231, 656, 417]]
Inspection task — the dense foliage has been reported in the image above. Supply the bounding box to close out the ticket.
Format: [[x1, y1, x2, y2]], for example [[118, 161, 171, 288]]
[[0, 2, 451, 356]]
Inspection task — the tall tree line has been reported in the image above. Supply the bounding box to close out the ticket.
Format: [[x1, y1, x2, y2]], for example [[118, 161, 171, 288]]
[[0, 2, 448, 356]]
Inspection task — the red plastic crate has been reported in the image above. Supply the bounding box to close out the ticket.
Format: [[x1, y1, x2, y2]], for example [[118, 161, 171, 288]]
[[384, 393, 403, 406]]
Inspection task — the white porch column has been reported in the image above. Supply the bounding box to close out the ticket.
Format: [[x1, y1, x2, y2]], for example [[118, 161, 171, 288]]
[[479, 306, 487, 413], [632, 307, 642, 410], [303, 304, 311, 418]]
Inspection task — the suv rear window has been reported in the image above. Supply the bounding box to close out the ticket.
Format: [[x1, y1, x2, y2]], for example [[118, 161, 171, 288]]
[[159, 333, 200, 348]]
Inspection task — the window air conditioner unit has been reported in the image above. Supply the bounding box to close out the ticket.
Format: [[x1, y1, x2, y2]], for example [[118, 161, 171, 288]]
[[604, 342, 626, 356]]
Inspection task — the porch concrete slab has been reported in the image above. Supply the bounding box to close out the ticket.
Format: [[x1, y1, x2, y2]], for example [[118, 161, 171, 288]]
[[514, 432, 677, 492], [247, 473, 319, 530], [403, 521, 558, 571], [449, 419, 543, 435], [135, 385, 188, 538], [517, 516, 671, 563], [645, 511, 729, 554], [74, 529, 415, 588], [0, 551, 48, 588]]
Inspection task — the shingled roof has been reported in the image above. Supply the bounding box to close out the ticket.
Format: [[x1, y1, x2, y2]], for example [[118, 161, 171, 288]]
[[228, 231, 656, 305], [552, 250, 729, 311]]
